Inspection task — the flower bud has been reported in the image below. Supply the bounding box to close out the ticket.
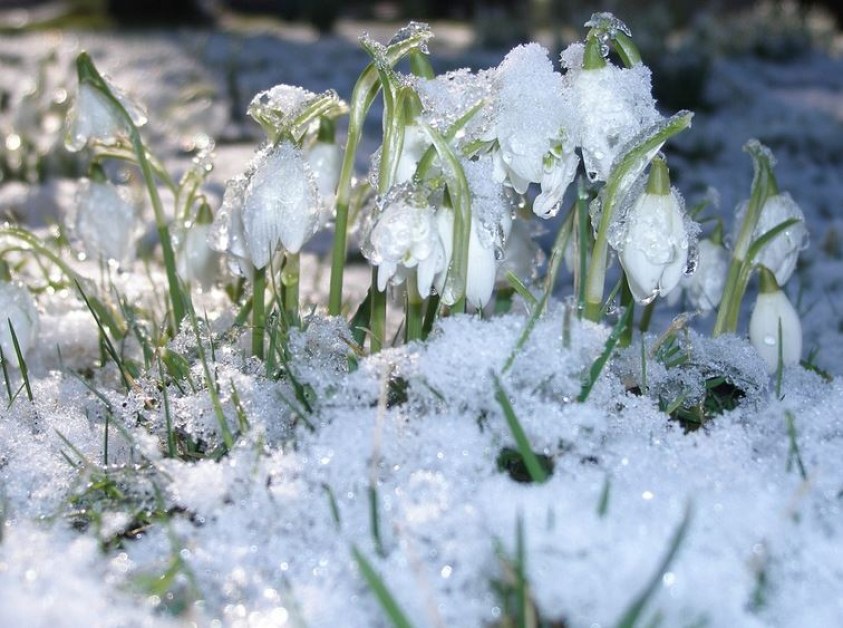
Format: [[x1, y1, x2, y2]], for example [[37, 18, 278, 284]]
[[749, 267, 802, 373], [617, 159, 689, 304], [748, 192, 808, 286]]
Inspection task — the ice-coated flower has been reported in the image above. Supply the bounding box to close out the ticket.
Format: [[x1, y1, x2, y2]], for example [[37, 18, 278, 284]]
[[306, 140, 342, 203], [363, 189, 446, 296], [209, 175, 253, 279], [393, 124, 431, 185], [0, 276, 39, 370], [177, 203, 221, 291], [749, 267, 802, 373], [496, 219, 543, 286], [488, 43, 578, 218], [741, 192, 808, 286], [242, 141, 322, 269], [561, 42, 661, 182], [682, 238, 727, 313], [74, 178, 136, 264], [65, 78, 147, 152], [617, 160, 690, 304], [435, 209, 500, 310]]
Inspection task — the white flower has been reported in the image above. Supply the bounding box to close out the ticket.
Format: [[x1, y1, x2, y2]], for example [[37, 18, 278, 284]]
[[435, 209, 500, 310], [177, 206, 221, 291], [680, 239, 727, 313], [749, 271, 802, 373], [393, 124, 430, 185], [618, 189, 689, 304], [487, 44, 578, 217], [364, 193, 445, 296], [306, 140, 342, 203], [65, 80, 147, 152], [561, 43, 661, 182], [744, 192, 808, 286], [0, 280, 39, 370], [209, 175, 253, 279], [74, 178, 136, 264], [242, 141, 322, 269], [496, 219, 542, 285]]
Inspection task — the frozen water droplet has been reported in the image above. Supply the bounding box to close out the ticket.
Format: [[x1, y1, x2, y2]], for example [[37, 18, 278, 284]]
[[762, 335, 777, 347]]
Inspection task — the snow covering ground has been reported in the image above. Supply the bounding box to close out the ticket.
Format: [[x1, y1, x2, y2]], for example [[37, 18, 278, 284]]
[[1, 14, 843, 628]]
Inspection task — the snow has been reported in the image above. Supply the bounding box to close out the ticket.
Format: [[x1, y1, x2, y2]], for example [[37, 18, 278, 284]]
[[2, 14, 843, 628]]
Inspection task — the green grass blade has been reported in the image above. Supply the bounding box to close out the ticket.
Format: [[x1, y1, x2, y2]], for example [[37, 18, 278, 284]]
[[8, 320, 33, 402], [578, 305, 633, 403], [351, 545, 415, 628], [616, 504, 693, 628], [493, 374, 549, 484]]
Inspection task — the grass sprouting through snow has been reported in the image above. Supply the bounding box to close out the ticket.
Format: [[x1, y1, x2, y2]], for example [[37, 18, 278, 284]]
[[616, 504, 693, 628], [493, 373, 550, 484], [352, 545, 415, 628], [578, 305, 633, 403]]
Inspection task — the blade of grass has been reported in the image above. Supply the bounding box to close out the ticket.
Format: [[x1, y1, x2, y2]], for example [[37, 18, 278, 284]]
[[616, 504, 693, 628], [493, 373, 549, 484], [8, 320, 32, 402], [351, 545, 415, 628], [578, 305, 633, 403]]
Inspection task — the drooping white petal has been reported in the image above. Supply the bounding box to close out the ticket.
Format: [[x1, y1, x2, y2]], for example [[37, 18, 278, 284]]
[[177, 223, 221, 291], [74, 179, 136, 264], [683, 239, 727, 313], [749, 289, 802, 373], [465, 220, 497, 309], [242, 142, 321, 268], [533, 149, 579, 219]]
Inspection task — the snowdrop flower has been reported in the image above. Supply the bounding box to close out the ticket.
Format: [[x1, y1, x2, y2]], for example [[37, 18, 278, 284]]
[[209, 175, 253, 279], [74, 178, 136, 264], [363, 188, 446, 296], [561, 41, 661, 182], [0, 267, 39, 370], [177, 202, 221, 291], [741, 192, 808, 286], [617, 159, 690, 304], [65, 71, 147, 152], [495, 219, 543, 286], [682, 238, 728, 313], [393, 124, 430, 185], [434, 209, 496, 309], [488, 43, 578, 218], [242, 141, 322, 269], [749, 267, 802, 373], [306, 139, 342, 203]]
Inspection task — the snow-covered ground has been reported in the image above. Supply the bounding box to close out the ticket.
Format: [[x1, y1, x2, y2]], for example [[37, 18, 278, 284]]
[[1, 14, 843, 627]]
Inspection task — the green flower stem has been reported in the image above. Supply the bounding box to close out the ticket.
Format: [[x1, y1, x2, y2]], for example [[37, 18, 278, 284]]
[[583, 111, 693, 322], [281, 252, 300, 325], [419, 122, 472, 309], [328, 26, 433, 316], [713, 141, 778, 336], [405, 275, 424, 343], [583, 37, 607, 70], [252, 265, 266, 359], [369, 268, 386, 353]]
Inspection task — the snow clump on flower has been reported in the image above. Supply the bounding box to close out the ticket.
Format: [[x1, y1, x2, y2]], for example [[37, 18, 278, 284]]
[[561, 43, 662, 182]]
